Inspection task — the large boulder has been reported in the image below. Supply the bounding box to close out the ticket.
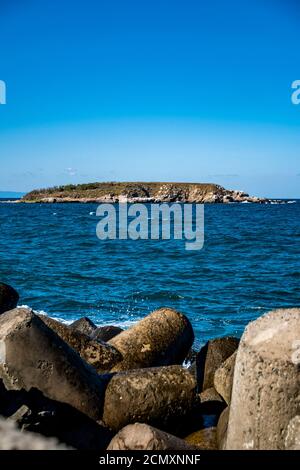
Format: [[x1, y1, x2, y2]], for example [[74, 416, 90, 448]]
[[1, 382, 113, 450], [6, 389, 113, 450], [226, 308, 300, 450], [184, 427, 217, 450], [217, 406, 229, 449], [38, 314, 122, 373], [198, 387, 225, 416], [214, 351, 237, 404], [0, 308, 106, 421], [92, 326, 123, 342], [102, 365, 197, 433], [0, 417, 68, 450], [196, 336, 239, 391], [107, 423, 195, 450], [0, 283, 19, 315], [108, 308, 194, 372], [70, 317, 97, 336]]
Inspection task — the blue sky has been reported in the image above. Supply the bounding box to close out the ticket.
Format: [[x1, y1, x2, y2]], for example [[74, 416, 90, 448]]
[[0, 0, 299, 197]]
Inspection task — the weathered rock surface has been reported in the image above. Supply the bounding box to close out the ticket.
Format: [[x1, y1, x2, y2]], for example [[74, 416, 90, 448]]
[[226, 308, 300, 450], [284, 416, 300, 450], [0, 283, 19, 315], [217, 406, 229, 450], [92, 325, 124, 342], [184, 427, 217, 450], [102, 365, 197, 433], [39, 314, 122, 372], [198, 387, 225, 415], [107, 423, 195, 450], [0, 308, 106, 421], [1, 383, 113, 450], [196, 336, 239, 391], [214, 351, 237, 404], [109, 308, 194, 372], [0, 416, 69, 450], [70, 317, 97, 336]]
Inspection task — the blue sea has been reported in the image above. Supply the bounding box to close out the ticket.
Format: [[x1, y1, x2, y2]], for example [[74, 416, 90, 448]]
[[0, 200, 299, 347]]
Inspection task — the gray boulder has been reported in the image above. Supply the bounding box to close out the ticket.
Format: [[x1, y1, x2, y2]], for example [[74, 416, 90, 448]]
[[0, 416, 69, 450], [0, 308, 106, 421], [226, 308, 300, 449]]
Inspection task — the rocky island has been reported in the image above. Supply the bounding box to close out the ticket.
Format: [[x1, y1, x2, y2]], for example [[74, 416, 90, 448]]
[[21, 182, 268, 204]]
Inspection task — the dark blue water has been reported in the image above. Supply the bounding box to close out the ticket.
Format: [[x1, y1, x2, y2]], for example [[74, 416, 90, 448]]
[[0, 201, 299, 346]]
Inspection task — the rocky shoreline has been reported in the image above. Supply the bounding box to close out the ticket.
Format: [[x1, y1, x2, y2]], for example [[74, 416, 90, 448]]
[[0, 282, 299, 450], [21, 182, 272, 204]]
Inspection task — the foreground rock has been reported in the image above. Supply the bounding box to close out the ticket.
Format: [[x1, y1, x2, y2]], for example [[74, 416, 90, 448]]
[[284, 416, 300, 450], [0, 283, 19, 315], [102, 365, 197, 433], [92, 326, 123, 342], [196, 336, 239, 391], [0, 381, 113, 450], [107, 423, 195, 450], [109, 308, 194, 372], [184, 427, 217, 450], [0, 417, 68, 450], [0, 308, 105, 421], [226, 308, 300, 450], [214, 351, 237, 404], [198, 387, 225, 416], [39, 314, 122, 372], [217, 407, 229, 449], [70, 317, 97, 336]]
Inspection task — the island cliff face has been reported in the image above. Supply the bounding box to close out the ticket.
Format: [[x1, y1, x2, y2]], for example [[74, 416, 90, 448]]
[[22, 182, 267, 204]]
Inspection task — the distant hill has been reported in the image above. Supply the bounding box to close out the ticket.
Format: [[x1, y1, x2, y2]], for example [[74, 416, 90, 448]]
[[22, 182, 266, 203]]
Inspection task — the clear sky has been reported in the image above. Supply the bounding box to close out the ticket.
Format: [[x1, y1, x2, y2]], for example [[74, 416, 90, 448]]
[[0, 0, 299, 197]]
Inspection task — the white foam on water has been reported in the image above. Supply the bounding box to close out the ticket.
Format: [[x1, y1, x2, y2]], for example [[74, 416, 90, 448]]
[[17, 304, 139, 329]]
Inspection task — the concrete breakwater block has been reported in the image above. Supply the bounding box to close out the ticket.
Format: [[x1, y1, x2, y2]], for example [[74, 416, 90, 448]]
[[0, 283, 19, 315], [0, 417, 69, 450], [107, 423, 195, 450], [39, 314, 122, 373], [102, 365, 197, 432], [184, 427, 218, 450], [226, 308, 300, 450], [91, 325, 123, 342], [284, 416, 300, 450], [70, 316, 97, 336], [108, 307, 194, 372], [214, 350, 237, 405], [196, 336, 239, 391], [0, 308, 106, 421]]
